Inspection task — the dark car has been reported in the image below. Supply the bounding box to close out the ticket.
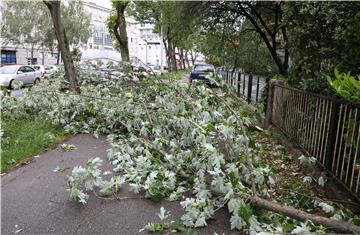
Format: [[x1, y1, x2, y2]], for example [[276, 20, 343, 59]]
[[189, 64, 215, 84]]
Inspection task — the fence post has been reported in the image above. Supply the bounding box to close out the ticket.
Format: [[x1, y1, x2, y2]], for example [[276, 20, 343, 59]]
[[265, 79, 280, 127], [247, 74, 253, 103], [237, 72, 241, 96], [242, 74, 246, 95], [226, 71, 229, 84], [325, 101, 340, 171], [256, 76, 260, 102]]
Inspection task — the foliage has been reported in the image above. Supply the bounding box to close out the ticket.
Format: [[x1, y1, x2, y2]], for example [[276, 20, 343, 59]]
[[107, 0, 130, 61], [0, 116, 69, 173], [0, 1, 52, 50], [283, 2, 360, 89], [1, 68, 358, 233], [0, 0, 91, 52], [199, 1, 288, 75], [158, 69, 190, 81], [198, 21, 273, 76], [327, 69, 360, 102], [132, 1, 202, 71], [340, 12, 360, 75]]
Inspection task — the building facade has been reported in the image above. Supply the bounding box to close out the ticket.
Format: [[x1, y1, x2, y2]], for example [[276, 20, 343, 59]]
[[0, 1, 167, 66]]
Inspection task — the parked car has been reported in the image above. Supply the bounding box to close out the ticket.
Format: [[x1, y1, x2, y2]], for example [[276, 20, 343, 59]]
[[189, 64, 216, 84], [44, 65, 58, 75], [148, 64, 162, 75], [0, 65, 41, 88], [31, 64, 58, 77], [31, 65, 46, 78]]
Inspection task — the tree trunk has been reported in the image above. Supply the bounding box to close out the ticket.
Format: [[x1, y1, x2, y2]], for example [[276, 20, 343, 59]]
[[113, 2, 129, 62], [180, 49, 186, 70], [30, 44, 34, 65], [190, 51, 195, 66], [44, 0, 80, 93], [167, 39, 177, 72], [250, 196, 360, 234], [185, 50, 190, 68], [171, 43, 177, 72], [57, 46, 60, 65], [163, 38, 171, 70]]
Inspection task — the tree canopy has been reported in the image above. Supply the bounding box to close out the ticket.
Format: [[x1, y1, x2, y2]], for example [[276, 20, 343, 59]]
[[1, 0, 91, 55]]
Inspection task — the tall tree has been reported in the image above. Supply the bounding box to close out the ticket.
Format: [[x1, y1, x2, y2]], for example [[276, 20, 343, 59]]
[[200, 1, 288, 75], [1, 0, 91, 65], [283, 2, 360, 82], [0, 1, 52, 64], [44, 0, 79, 93], [107, 0, 130, 62]]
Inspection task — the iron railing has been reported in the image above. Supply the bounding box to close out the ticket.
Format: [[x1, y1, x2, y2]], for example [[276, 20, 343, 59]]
[[219, 70, 267, 103], [271, 84, 360, 197]]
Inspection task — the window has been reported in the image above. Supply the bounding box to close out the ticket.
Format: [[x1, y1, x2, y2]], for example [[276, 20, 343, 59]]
[[27, 58, 37, 65], [1, 50, 16, 64], [104, 34, 112, 46], [24, 66, 35, 72], [18, 66, 27, 73], [93, 32, 103, 45]]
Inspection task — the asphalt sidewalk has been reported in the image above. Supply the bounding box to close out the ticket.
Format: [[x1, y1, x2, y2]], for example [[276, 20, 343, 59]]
[[1, 134, 231, 234]]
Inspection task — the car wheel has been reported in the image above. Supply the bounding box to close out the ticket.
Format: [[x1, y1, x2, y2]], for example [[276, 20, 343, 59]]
[[8, 80, 14, 89], [34, 78, 40, 85]]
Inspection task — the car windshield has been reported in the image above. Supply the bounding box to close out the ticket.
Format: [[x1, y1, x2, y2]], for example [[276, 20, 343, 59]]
[[194, 65, 213, 72], [0, 66, 18, 74]]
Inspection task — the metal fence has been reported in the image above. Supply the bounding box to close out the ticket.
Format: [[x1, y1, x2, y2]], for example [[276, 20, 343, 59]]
[[219, 70, 267, 103], [270, 83, 360, 197]]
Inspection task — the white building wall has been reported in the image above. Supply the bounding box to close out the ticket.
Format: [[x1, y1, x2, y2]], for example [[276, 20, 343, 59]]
[[1, 1, 167, 66], [136, 23, 166, 67]]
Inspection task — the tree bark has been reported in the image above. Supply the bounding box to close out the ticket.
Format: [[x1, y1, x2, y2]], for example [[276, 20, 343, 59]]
[[171, 43, 177, 71], [180, 48, 185, 70], [112, 2, 129, 62], [44, 0, 79, 93], [167, 39, 177, 72], [185, 50, 190, 68], [232, 2, 288, 75], [190, 51, 195, 66], [250, 196, 360, 234], [42, 51, 45, 65], [30, 44, 34, 65], [57, 46, 60, 65]]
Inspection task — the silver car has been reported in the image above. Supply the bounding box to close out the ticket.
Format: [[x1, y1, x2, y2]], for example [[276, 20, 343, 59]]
[[0, 65, 41, 88]]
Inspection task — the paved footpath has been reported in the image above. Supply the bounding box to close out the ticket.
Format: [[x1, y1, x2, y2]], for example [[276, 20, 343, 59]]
[[1, 134, 232, 234]]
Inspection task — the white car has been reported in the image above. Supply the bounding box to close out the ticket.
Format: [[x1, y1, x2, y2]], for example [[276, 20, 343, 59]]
[[32, 64, 57, 77], [44, 65, 58, 75], [148, 64, 162, 75], [0, 65, 42, 88]]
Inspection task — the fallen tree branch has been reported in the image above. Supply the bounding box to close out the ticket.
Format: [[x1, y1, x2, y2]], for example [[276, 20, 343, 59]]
[[250, 195, 360, 234], [209, 87, 360, 234]]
